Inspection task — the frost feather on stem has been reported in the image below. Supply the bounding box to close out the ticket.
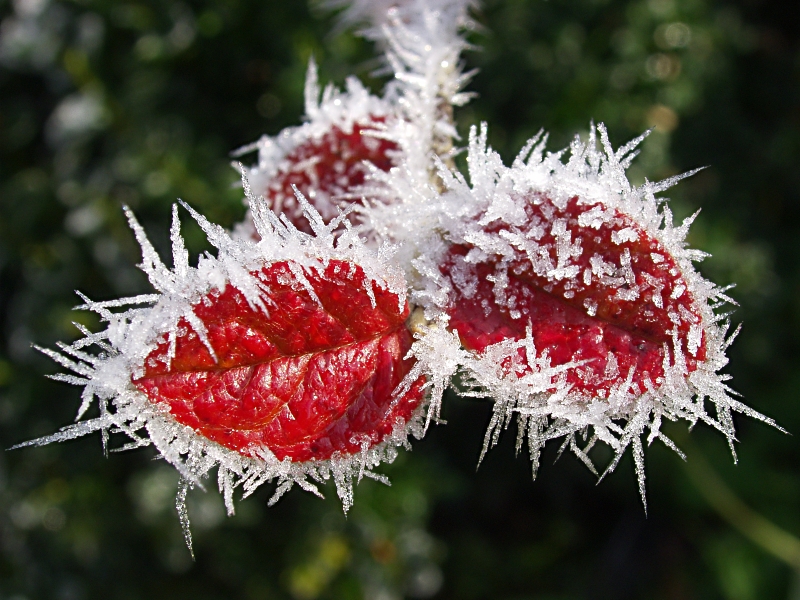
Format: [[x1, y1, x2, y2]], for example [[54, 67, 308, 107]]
[[323, 0, 477, 49]]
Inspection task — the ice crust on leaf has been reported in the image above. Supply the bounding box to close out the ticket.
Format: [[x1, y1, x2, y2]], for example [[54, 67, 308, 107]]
[[402, 123, 780, 507], [17, 191, 432, 550], [134, 258, 423, 463]]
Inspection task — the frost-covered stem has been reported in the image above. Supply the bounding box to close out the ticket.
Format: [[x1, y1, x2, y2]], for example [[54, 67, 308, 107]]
[[376, 3, 475, 188], [431, 94, 456, 190]]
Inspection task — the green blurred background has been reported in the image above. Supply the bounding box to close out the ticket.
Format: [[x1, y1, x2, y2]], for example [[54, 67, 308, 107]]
[[0, 0, 798, 598]]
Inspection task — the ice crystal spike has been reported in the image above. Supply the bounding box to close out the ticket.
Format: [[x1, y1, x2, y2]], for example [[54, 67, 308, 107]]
[[19, 197, 431, 525]]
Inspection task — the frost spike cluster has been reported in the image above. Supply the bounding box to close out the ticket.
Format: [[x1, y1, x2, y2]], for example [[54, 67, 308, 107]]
[[17, 0, 781, 545]]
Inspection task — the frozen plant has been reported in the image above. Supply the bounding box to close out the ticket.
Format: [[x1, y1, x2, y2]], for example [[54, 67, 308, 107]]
[[14, 0, 780, 553]]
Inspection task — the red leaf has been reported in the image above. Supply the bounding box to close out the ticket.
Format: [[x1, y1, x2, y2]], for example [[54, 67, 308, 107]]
[[134, 260, 424, 462], [258, 118, 398, 232], [444, 194, 706, 399]]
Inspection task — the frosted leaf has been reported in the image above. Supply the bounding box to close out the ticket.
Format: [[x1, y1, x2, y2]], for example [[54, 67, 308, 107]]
[[425, 122, 781, 504], [234, 60, 402, 235], [17, 194, 440, 539], [237, 1, 478, 280]]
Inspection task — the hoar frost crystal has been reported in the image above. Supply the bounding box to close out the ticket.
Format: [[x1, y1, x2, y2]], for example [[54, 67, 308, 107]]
[[16, 0, 779, 551]]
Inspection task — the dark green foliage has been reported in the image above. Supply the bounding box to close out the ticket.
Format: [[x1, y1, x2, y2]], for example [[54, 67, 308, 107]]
[[1, 0, 798, 598]]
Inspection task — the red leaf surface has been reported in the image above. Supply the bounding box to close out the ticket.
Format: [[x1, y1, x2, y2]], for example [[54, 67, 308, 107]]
[[444, 194, 706, 399], [258, 118, 398, 232], [134, 260, 424, 462]]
